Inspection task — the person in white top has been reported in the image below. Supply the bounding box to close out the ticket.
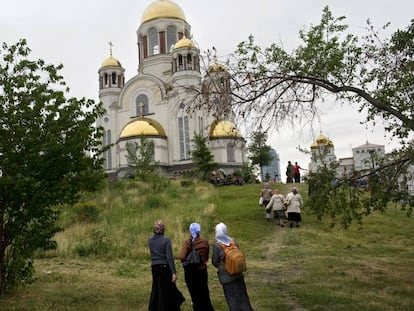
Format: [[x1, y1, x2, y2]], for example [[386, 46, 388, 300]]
[[285, 187, 303, 228], [266, 189, 286, 227]]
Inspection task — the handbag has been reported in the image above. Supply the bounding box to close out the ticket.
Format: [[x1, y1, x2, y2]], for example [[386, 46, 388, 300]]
[[259, 196, 263, 206], [183, 241, 201, 266]]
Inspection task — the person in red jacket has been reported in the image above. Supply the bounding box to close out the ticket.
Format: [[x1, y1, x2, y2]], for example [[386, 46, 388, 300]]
[[293, 162, 302, 183]]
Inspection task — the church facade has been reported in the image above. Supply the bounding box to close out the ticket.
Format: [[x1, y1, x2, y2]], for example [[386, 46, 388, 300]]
[[97, 0, 246, 178]]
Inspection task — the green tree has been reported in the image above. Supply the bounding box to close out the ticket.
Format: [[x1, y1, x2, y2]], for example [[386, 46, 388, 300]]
[[247, 131, 272, 180], [226, 7, 413, 224], [126, 136, 158, 181], [191, 133, 217, 181], [240, 161, 256, 183], [0, 39, 106, 295]]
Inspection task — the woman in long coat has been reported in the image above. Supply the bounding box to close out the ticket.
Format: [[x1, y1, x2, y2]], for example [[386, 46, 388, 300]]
[[148, 220, 185, 311]]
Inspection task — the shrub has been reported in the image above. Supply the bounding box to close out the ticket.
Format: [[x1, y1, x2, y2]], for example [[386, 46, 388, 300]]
[[73, 202, 99, 223], [75, 229, 108, 257]]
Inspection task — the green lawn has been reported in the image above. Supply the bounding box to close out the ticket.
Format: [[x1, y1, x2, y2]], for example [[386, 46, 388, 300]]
[[1, 180, 413, 310]]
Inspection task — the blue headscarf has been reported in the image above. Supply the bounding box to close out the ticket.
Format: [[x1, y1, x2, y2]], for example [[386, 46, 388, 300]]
[[215, 222, 231, 246], [189, 223, 201, 241]]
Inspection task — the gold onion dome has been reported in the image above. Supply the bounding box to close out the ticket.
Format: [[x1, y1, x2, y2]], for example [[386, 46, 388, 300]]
[[101, 55, 122, 68], [119, 117, 166, 139], [310, 141, 319, 149], [209, 120, 241, 138], [312, 132, 334, 147], [141, 0, 186, 23], [316, 132, 329, 144], [174, 35, 195, 49], [207, 62, 227, 73]]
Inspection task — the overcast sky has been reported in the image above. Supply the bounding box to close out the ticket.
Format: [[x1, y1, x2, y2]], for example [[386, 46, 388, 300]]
[[1, 0, 413, 179]]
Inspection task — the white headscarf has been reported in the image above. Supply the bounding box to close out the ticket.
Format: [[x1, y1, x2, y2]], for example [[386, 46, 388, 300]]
[[189, 223, 201, 241], [215, 222, 231, 246]]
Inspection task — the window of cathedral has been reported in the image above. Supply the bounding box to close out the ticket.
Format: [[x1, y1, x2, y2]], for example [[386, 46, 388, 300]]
[[149, 27, 158, 56], [112, 73, 116, 85], [166, 25, 177, 52], [126, 142, 136, 164], [198, 116, 204, 136], [103, 130, 112, 170], [136, 94, 149, 116], [159, 31, 166, 54], [178, 116, 190, 160], [186, 54, 193, 70], [178, 55, 183, 70], [227, 143, 235, 162]]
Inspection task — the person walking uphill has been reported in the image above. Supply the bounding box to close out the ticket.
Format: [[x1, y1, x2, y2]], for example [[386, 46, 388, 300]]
[[260, 183, 273, 221], [179, 223, 215, 311], [285, 187, 303, 228], [148, 220, 185, 311], [212, 223, 254, 311], [266, 189, 286, 227]]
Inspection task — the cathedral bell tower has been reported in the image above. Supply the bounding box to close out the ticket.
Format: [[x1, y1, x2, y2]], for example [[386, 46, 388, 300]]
[[98, 42, 125, 171]]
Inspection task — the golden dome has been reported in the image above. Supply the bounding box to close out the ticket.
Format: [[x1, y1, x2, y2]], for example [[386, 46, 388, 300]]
[[207, 62, 227, 73], [101, 56, 122, 68], [174, 36, 195, 49], [312, 132, 334, 147], [119, 117, 166, 139], [310, 142, 319, 149], [209, 120, 241, 138], [141, 0, 186, 23], [316, 132, 329, 144]]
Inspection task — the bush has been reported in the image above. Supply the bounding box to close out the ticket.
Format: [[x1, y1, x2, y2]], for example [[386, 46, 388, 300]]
[[73, 202, 99, 223], [75, 229, 108, 257]]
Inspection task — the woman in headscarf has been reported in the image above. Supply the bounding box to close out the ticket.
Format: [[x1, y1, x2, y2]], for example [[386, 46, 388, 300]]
[[212, 223, 254, 311], [148, 220, 185, 311], [179, 223, 215, 311], [285, 187, 303, 228], [260, 183, 273, 221]]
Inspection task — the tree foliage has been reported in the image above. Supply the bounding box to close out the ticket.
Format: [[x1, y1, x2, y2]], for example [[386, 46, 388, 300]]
[[191, 133, 217, 180], [0, 39, 106, 294], [126, 137, 158, 181], [229, 7, 413, 139], [224, 7, 413, 225], [247, 131, 272, 179]]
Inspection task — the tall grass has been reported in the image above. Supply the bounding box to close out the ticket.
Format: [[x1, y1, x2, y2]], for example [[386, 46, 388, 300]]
[[2, 179, 413, 310]]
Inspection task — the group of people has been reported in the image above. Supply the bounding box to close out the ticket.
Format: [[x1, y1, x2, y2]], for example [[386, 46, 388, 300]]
[[148, 220, 253, 311], [260, 183, 303, 228], [286, 161, 303, 183]]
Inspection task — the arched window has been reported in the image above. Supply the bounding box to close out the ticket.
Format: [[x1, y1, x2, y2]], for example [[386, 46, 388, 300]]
[[148, 27, 159, 56], [111, 73, 116, 85], [178, 116, 190, 160], [103, 129, 112, 170], [198, 116, 204, 136], [227, 143, 235, 162], [126, 142, 136, 164], [178, 55, 183, 70], [166, 26, 177, 52], [136, 94, 149, 116]]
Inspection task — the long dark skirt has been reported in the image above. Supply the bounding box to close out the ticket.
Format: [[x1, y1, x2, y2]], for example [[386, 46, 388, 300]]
[[287, 212, 302, 222], [149, 264, 185, 311], [222, 276, 253, 311], [184, 266, 215, 311]]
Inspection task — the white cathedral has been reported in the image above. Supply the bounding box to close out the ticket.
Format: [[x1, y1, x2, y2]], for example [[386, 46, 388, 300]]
[[97, 0, 247, 178]]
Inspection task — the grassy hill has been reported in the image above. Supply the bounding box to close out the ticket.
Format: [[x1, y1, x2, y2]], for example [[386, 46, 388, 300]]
[[1, 179, 413, 310]]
